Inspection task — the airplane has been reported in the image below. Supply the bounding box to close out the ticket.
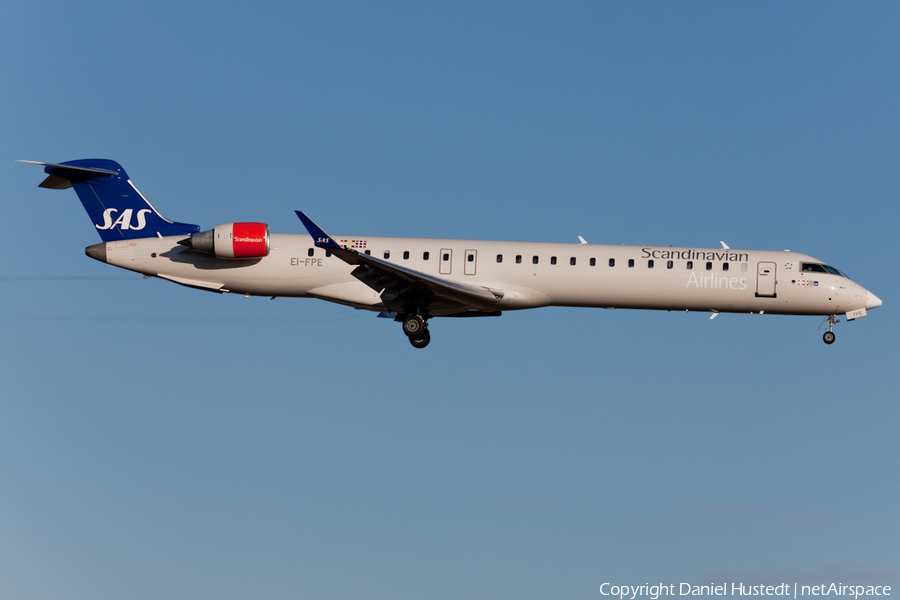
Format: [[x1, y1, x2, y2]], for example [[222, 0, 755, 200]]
[[21, 158, 882, 349]]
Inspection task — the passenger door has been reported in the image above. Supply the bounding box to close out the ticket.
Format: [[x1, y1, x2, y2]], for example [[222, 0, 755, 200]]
[[756, 262, 777, 297]]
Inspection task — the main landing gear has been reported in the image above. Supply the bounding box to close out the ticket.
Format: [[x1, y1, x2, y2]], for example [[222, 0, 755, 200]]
[[402, 314, 430, 349], [822, 314, 838, 345]]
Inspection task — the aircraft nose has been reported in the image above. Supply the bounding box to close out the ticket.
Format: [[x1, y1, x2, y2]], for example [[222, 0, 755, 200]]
[[866, 291, 882, 310]]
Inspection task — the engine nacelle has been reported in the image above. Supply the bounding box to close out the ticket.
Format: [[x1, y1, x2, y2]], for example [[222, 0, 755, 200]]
[[183, 222, 270, 259]]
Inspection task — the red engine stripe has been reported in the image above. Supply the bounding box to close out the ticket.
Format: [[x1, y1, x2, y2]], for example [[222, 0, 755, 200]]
[[231, 222, 268, 258]]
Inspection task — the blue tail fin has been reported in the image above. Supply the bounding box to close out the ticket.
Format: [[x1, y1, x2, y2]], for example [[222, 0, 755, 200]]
[[23, 159, 200, 241]]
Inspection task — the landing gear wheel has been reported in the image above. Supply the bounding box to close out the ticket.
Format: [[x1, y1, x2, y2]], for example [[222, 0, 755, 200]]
[[409, 330, 431, 349], [823, 331, 836, 345], [402, 315, 426, 338]]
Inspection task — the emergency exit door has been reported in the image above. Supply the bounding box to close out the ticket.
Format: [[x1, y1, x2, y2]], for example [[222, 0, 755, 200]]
[[464, 250, 477, 275], [440, 249, 452, 274]]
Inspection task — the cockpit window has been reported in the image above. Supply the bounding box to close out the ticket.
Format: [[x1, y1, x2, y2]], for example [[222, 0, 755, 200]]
[[801, 263, 847, 277]]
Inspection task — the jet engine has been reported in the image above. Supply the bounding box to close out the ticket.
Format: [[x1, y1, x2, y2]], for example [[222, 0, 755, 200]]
[[180, 222, 270, 259]]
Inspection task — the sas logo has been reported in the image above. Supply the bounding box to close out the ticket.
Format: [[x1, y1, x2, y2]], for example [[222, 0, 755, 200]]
[[96, 208, 152, 230]]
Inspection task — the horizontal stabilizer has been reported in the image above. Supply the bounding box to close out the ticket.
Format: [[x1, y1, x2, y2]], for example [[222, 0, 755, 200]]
[[39, 175, 75, 190], [18, 160, 119, 189]]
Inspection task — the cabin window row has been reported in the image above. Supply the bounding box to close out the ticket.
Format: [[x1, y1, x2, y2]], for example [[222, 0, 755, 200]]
[[306, 248, 748, 272], [645, 260, 748, 272], [492, 255, 747, 271]]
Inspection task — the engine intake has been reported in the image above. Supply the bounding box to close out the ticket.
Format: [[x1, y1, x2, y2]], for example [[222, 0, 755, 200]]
[[181, 222, 270, 259]]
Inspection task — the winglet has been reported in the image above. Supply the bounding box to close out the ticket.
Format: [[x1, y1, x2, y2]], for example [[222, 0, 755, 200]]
[[295, 211, 342, 251]]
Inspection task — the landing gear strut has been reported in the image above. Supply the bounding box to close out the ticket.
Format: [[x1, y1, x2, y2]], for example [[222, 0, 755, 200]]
[[402, 314, 430, 349], [823, 315, 838, 345]]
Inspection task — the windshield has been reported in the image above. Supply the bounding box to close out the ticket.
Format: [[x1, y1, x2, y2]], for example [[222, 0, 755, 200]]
[[801, 263, 848, 278]]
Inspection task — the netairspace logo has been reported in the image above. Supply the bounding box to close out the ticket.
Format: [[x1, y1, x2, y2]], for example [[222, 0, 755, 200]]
[[599, 584, 892, 600]]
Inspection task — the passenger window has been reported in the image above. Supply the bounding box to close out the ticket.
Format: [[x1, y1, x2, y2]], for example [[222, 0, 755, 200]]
[[403, 251, 410, 260], [516, 255, 522, 264], [423, 252, 429, 260], [570, 257, 576, 266], [706, 262, 712, 271], [687, 261, 693, 270], [667, 260, 673, 269], [550, 256, 557, 265], [608, 258, 614, 267], [533, 256, 539, 264], [384, 251, 391, 259], [365, 250, 371, 256], [496, 254, 503, 263], [648, 260, 654, 268], [326, 251, 331, 257], [590, 258, 597, 266], [723, 262, 729, 271], [628, 259, 634, 268], [308, 248, 314, 257]]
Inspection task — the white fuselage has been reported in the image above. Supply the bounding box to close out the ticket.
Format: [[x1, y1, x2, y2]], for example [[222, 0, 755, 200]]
[[95, 233, 876, 318]]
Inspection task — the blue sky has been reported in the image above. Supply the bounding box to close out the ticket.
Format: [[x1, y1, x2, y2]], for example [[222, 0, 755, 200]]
[[1, 2, 898, 599]]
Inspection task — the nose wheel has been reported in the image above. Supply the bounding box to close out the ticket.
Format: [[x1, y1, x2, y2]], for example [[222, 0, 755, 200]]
[[822, 314, 838, 345]]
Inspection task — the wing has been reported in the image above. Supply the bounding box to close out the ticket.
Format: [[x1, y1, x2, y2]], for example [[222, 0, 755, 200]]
[[295, 211, 504, 316]]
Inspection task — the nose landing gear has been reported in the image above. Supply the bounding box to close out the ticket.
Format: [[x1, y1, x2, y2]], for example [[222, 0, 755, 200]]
[[822, 314, 838, 345], [402, 314, 431, 349]]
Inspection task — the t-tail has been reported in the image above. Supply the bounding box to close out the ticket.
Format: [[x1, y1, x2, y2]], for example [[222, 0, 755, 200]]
[[20, 159, 199, 241]]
